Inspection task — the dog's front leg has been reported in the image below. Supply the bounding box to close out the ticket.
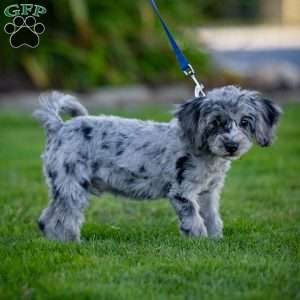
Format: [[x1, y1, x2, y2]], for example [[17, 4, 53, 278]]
[[198, 190, 223, 239], [169, 194, 208, 238]]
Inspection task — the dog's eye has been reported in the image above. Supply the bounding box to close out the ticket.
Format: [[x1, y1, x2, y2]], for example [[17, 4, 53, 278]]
[[211, 119, 220, 127], [240, 118, 249, 127]]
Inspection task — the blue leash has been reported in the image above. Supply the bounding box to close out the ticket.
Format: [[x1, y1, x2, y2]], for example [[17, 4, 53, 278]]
[[149, 0, 205, 97]]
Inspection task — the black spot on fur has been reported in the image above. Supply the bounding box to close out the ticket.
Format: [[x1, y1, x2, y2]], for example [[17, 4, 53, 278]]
[[154, 147, 166, 157], [126, 177, 135, 184], [102, 132, 107, 139], [176, 155, 189, 171], [102, 143, 109, 149], [130, 172, 139, 178], [174, 194, 195, 220], [136, 142, 150, 151], [64, 162, 75, 174], [78, 152, 88, 161], [176, 155, 190, 184], [139, 165, 146, 173], [116, 150, 124, 156], [120, 133, 128, 139], [80, 180, 89, 190], [91, 161, 100, 172], [57, 139, 62, 148], [52, 185, 60, 199], [82, 126, 93, 140], [162, 182, 171, 195], [38, 220, 45, 232], [47, 170, 57, 181], [174, 194, 189, 203]]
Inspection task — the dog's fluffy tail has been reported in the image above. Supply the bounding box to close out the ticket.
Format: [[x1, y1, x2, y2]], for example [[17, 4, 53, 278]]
[[34, 91, 88, 134]]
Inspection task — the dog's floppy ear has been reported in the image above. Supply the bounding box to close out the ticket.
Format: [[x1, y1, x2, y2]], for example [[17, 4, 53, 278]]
[[254, 97, 282, 147], [175, 97, 205, 148]]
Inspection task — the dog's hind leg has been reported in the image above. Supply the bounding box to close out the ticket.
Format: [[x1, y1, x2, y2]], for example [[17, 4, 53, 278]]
[[38, 164, 90, 242]]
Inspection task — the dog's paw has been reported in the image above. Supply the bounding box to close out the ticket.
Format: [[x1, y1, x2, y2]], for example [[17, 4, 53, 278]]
[[180, 217, 208, 238], [38, 217, 80, 242], [206, 216, 223, 239], [209, 231, 223, 239]]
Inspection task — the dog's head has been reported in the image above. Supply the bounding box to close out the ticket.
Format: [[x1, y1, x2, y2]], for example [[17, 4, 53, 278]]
[[175, 86, 282, 159]]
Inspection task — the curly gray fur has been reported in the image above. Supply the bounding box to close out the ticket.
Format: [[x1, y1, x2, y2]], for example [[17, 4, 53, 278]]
[[34, 86, 282, 241]]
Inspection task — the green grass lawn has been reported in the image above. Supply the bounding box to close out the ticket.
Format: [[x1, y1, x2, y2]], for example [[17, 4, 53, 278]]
[[0, 104, 299, 300]]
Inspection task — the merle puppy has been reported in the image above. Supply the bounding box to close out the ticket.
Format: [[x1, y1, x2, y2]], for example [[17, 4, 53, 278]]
[[34, 86, 281, 241]]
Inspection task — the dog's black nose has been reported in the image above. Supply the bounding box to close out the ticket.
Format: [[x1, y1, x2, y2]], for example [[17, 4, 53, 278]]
[[224, 142, 238, 154]]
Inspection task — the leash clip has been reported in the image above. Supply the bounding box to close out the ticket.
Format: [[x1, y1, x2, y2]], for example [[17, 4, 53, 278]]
[[149, 0, 206, 99], [183, 64, 206, 98]]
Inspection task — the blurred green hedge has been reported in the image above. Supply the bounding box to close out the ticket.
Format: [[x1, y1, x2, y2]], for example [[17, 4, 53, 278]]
[[0, 0, 259, 90]]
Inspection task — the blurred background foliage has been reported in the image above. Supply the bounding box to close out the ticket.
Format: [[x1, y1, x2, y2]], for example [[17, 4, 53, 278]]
[[0, 0, 260, 91]]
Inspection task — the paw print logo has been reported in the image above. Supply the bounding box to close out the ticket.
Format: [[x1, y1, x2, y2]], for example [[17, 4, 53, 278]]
[[4, 16, 45, 48]]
